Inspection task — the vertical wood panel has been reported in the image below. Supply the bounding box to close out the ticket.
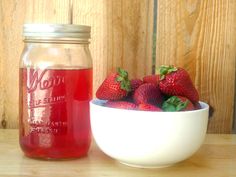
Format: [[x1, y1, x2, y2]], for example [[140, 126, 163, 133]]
[[73, 0, 154, 93], [0, 0, 70, 128], [0, 0, 27, 128], [156, 0, 236, 133], [24, 0, 70, 23], [0, 1, 5, 128]]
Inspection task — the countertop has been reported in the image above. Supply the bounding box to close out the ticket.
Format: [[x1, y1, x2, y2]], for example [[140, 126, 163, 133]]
[[0, 129, 235, 177]]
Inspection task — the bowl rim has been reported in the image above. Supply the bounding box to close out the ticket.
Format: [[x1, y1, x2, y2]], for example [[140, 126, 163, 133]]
[[90, 99, 209, 114]]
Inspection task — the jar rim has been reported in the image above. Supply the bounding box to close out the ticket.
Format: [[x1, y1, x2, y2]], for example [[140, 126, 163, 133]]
[[23, 24, 91, 40]]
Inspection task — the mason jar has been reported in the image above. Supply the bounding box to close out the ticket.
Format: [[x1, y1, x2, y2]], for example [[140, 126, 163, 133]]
[[19, 24, 93, 159]]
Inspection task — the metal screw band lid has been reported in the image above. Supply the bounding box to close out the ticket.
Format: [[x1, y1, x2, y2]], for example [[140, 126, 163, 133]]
[[23, 24, 91, 39]]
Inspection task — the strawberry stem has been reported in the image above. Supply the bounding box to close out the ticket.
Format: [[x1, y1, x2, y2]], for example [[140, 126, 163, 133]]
[[157, 65, 177, 80], [117, 68, 128, 78], [116, 67, 131, 92], [162, 96, 188, 111]]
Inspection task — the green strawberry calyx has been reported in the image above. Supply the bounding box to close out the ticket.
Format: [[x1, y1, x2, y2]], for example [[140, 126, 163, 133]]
[[157, 65, 178, 80], [116, 68, 131, 92], [162, 96, 188, 112]]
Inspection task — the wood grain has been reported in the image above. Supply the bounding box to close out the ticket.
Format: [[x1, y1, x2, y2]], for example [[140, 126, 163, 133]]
[[24, 0, 70, 23], [73, 0, 154, 93], [0, 1, 5, 128], [156, 0, 236, 133], [0, 130, 236, 177], [0, 0, 27, 128]]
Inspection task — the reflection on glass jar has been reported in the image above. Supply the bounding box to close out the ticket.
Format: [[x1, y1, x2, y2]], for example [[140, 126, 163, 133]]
[[19, 24, 93, 159]]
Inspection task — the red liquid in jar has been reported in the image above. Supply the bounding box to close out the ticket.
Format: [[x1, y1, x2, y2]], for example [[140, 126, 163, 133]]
[[19, 67, 92, 159]]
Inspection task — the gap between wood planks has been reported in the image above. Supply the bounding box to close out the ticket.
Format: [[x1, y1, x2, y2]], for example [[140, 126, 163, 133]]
[[152, 0, 158, 74], [69, 0, 73, 24]]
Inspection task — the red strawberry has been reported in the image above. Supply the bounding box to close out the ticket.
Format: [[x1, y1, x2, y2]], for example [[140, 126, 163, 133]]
[[138, 103, 162, 111], [96, 68, 131, 100], [104, 101, 137, 110], [133, 83, 163, 105], [158, 65, 199, 102], [162, 96, 194, 111], [122, 79, 143, 102], [143, 74, 160, 85], [130, 79, 143, 91]]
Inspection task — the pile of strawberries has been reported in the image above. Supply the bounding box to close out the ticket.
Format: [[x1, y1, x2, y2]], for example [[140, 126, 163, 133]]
[[96, 65, 200, 111]]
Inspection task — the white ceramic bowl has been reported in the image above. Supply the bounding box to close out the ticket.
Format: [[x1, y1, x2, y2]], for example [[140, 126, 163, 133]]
[[90, 99, 209, 168]]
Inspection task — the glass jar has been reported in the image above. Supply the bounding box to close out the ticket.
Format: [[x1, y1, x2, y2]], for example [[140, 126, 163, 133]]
[[19, 24, 93, 159]]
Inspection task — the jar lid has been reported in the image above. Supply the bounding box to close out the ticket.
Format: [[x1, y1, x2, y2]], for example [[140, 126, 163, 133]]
[[23, 24, 91, 39]]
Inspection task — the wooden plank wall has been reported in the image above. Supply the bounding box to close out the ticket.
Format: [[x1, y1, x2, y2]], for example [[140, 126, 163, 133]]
[[0, 0, 27, 129], [0, 0, 235, 133]]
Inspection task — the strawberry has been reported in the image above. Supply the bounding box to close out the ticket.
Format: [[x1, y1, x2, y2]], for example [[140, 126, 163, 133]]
[[133, 83, 163, 105], [122, 79, 143, 102], [162, 96, 194, 111], [96, 68, 131, 100], [143, 74, 160, 85], [104, 101, 137, 110], [138, 103, 162, 111], [130, 79, 143, 91], [158, 65, 199, 102]]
